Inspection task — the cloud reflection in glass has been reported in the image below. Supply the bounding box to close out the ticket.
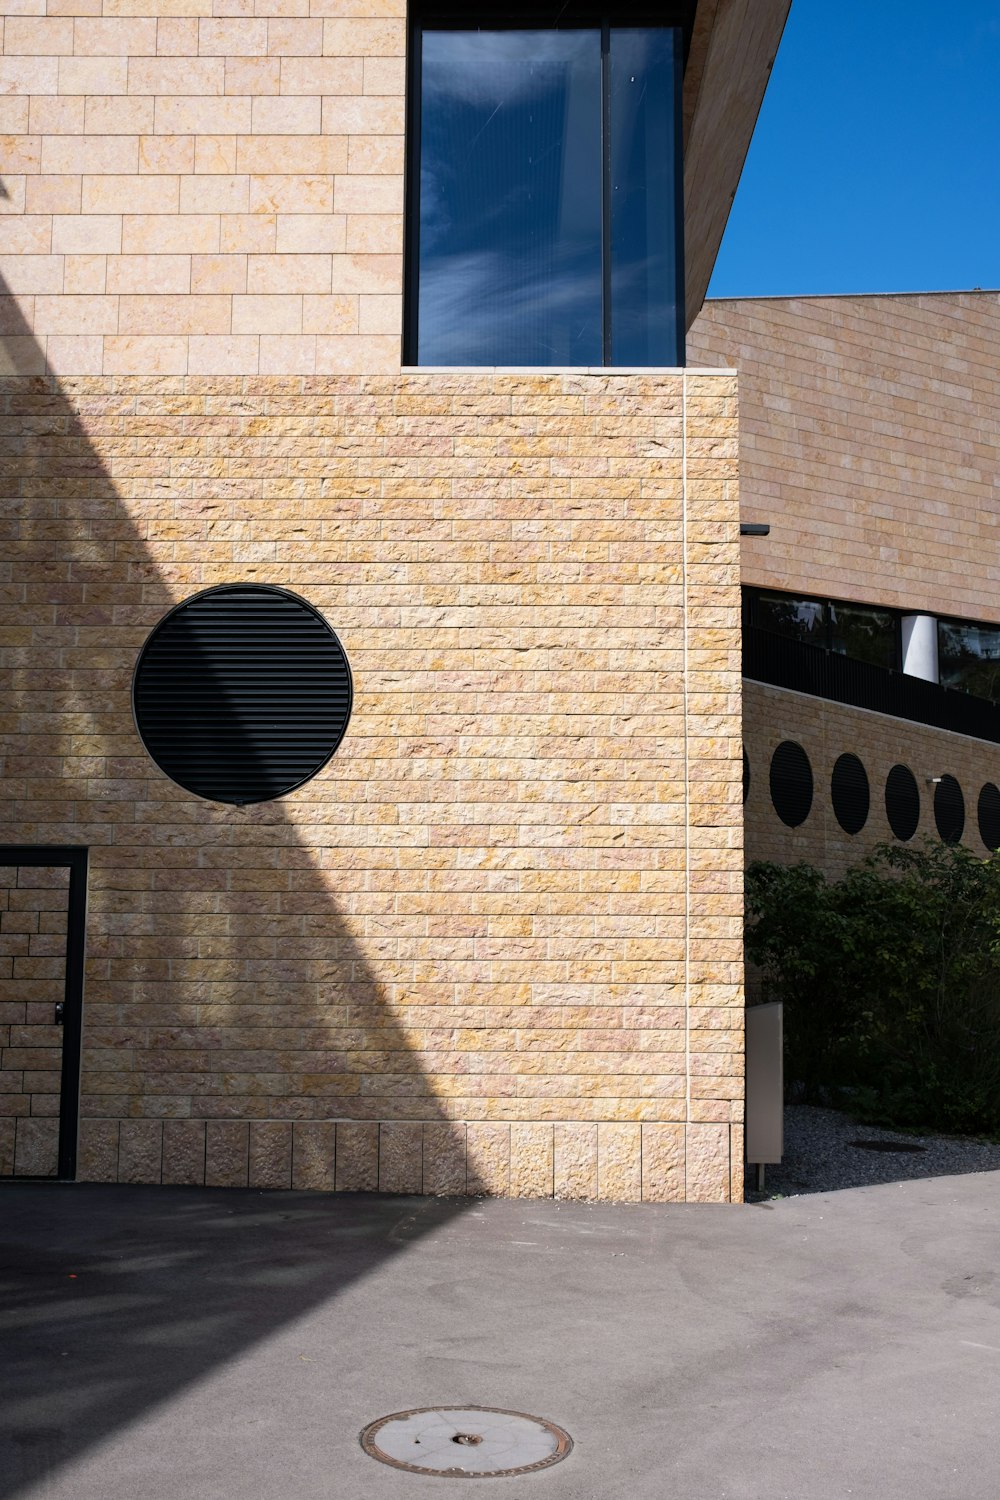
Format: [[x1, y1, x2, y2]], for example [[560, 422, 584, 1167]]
[[419, 30, 603, 367], [415, 27, 682, 368]]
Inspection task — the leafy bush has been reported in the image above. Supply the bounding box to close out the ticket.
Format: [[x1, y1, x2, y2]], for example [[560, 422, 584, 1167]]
[[745, 842, 1000, 1138]]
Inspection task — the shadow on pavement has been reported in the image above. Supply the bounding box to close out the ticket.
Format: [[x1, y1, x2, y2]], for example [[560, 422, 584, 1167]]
[[0, 278, 471, 1489], [0, 1182, 456, 1498]]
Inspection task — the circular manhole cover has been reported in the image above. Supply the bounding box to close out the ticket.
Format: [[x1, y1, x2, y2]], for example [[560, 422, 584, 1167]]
[[359, 1407, 573, 1478]]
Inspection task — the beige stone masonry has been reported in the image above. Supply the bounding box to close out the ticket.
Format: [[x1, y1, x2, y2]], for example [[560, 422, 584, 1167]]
[[689, 291, 1000, 625], [744, 680, 1000, 877], [0, 0, 407, 376], [1, 369, 744, 1201]]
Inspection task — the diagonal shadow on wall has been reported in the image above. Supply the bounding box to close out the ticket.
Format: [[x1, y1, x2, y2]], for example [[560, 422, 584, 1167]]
[[0, 281, 471, 1497]]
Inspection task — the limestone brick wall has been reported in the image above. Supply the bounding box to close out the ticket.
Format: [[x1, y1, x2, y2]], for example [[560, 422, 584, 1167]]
[[1, 368, 745, 1201], [744, 680, 1000, 878], [689, 291, 1000, 624], [0, 0, 405, 378]]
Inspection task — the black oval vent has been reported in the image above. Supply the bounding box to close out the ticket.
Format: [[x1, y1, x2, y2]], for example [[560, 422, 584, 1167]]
[[831, 752, 869, 835], [978, 782, 1000, 851], [933, 774, 964, 845], [769, 741, 813, 827], [885, 763, 919, 841], [133, 584, 352, 805]]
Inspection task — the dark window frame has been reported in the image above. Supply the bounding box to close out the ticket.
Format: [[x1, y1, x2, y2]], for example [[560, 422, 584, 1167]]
[[937, 613, 1000, 704], [743, 586, 903, 672], [403, 2, 694, 368], [0, 845, 88, 1182]]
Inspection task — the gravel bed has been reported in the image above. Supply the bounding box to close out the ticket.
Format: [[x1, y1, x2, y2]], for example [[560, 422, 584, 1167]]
[[747, 1104, 1000, 1200]]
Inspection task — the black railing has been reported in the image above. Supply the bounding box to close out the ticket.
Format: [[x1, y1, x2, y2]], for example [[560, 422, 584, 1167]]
[[743, 625, 1000, 746]]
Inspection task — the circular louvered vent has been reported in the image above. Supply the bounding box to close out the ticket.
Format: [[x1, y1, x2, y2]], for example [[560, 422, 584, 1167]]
[[885, 763, 919, 842], [769, 741, 813, 828], [742, 749, 750, 804], [831, 752, 869, 835], [978, 782, 1000, 851], [933, 774, 964, 845], [133, 584, 352, 805]]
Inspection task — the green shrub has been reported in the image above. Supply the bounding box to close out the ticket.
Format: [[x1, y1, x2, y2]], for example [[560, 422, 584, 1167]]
[[745, 842, 1000, 1138]]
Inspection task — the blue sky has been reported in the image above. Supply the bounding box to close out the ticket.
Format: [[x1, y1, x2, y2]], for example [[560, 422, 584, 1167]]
[[708, 0, 1000, 299]]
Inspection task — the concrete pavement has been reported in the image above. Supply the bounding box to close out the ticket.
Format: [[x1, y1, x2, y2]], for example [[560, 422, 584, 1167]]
[[2, 1173, 999, 1499]]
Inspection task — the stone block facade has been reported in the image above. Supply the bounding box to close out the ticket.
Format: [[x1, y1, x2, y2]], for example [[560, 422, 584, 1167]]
[[0, 0, 407, 378], [744, 680, 1000, 877], [0, 0, 749, 1201], [1, 369, 745, 1200], [691, 292, 1000, 894], [689, 291, 1000, 624]]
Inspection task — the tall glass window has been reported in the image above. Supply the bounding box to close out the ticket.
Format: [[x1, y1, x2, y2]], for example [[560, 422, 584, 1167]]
[[609, 29, 682, 365], [410, 26, 682, 368]]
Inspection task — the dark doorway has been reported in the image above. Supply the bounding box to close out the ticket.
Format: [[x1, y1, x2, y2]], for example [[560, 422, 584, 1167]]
[[0, 846, 88, 1181]]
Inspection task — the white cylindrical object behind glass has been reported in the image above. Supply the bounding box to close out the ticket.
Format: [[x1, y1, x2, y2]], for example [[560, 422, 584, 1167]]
[[901, 613, 939, 682]]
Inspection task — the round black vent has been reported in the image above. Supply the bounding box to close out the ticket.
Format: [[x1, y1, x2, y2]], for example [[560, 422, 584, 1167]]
[[831, 752, 869, 835], [133, 584, 352, 805], [885, 763, 919, 841], [978, 782, 1000, 851], [769, 741, 813, 827], [933, 774, 964, 845], [742, 749, 750, 804]]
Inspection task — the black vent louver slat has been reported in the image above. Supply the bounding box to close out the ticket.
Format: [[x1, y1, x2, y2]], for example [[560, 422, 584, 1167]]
[[769, 740, 813, 828], [133, 584, 353, 806], [933, 774, 965, 845], [978, 782, 1000, 851], [830, 752, 870, 836], [885, 763, 920, 842]]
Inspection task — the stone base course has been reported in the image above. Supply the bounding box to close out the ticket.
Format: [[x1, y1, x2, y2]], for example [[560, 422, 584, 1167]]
[[77, 1115, 740, 1202]]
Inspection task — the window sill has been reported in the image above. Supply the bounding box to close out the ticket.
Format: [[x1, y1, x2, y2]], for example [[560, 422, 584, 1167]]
[[399, 364, 736, 376]]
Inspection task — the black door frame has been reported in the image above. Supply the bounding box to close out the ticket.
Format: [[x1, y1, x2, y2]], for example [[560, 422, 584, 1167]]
[[1, 845, 89, 1180]]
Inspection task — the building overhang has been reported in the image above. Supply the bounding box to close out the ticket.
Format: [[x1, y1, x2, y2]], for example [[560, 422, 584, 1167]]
[[682, 0, 792, 330]]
